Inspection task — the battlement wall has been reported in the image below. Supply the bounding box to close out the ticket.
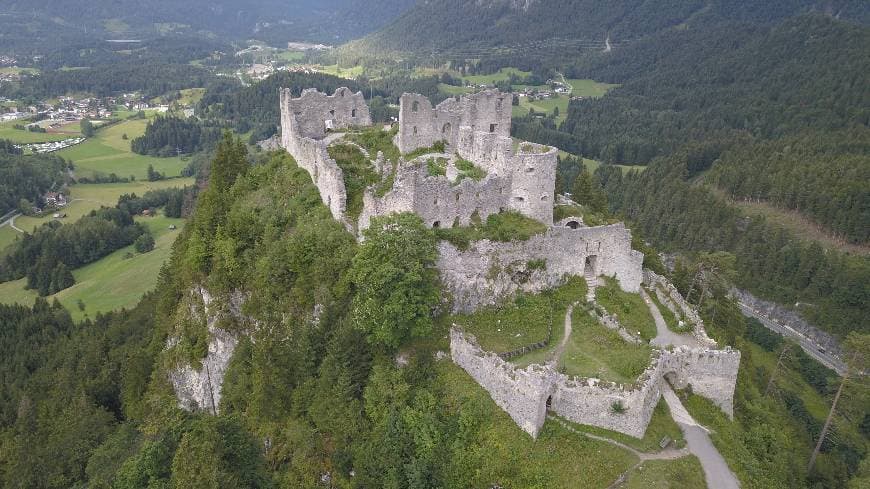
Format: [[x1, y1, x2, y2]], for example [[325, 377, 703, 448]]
[[438, 223, 644, 313], [661, 346, 741, 417]]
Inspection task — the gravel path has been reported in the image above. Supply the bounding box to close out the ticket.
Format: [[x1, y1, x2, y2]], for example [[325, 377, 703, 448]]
[[661, 384, 740, 489], [643, 289, 699, 348]]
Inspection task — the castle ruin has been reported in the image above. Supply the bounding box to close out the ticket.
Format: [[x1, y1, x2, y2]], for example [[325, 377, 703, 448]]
[[166, 86, 743, 440]]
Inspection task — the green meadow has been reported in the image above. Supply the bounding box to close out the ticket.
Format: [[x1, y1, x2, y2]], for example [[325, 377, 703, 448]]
[[0, 214, 184, 321], [0, 121, 74, 143], [58, 119, 188, 180]]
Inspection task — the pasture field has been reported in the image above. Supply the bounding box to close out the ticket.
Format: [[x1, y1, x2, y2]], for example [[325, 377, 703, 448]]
[[0, 121, 73, 143], [558, 150, 646, 175], [0, 214, 184, 322], [462, 67, 531, 85], [568, 78, 620, 98], [315, 64, 365, 79], [59, 118, 188, 179], [12, 178, 194, 233]]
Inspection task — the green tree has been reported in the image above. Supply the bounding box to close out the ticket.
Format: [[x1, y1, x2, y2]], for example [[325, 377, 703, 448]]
[[570, 167, 607, 213], [81, 118, 96, 138], [350, 213, 438, 349], [134, 233, 156, 253]]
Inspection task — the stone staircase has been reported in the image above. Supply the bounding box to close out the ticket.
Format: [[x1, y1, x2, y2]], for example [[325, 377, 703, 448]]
[[585, 268, 598, 302]]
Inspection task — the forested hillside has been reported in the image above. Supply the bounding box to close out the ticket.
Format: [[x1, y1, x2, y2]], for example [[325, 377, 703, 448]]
[[0, 152, 70, 216], [349, 0, 870, 55], [0, 132, 866, 489], [0, 0, 415, 50]]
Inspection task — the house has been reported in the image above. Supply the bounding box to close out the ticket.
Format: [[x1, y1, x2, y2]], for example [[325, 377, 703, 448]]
[[44, 192, 67, 207]]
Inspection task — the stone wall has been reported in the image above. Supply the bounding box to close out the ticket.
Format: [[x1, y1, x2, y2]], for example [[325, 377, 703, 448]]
[[450, 328, 555, 438], [438, 223, 644, 313], [395, 90, 511, 154], [168, 287, 244, 414], [282, 87, 371, 140], [661, 347, 741, 418], [280, 87, 372, 222], [451, 327, 742, 438], [643, 269, 717, 347]]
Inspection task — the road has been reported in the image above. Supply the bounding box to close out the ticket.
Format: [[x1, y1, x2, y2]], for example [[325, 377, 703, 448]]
[[737, 303, 846, 375], [661, 384, 740, 489], [0, 211, 22, 233]]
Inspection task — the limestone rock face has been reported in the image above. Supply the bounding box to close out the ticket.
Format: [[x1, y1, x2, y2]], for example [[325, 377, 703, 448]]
[[168, 287, 246, 414]]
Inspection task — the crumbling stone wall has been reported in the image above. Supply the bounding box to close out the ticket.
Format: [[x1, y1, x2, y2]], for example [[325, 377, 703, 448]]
[[643, 269, 717, 347], [395, 90, 511, 154], [438, 223, 644, 313], [661, 346, 741, 418], [450, 328, 555, 437], [280, 87, 371, 221], [358, 158, 512, 231], [451, 327, 742, 438]]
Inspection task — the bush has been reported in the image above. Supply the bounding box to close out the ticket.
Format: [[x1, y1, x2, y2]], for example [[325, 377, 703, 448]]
[[134, 233, 155, 253]]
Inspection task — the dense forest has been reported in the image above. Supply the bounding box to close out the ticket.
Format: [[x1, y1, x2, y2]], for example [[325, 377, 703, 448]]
[[1, 63, 217, 99], [348, 0, 870, 56], [595, 145, 869, 340], [0, 152, 69, 215], [131, 116, 223, 156], [0, 137, 866, 488]]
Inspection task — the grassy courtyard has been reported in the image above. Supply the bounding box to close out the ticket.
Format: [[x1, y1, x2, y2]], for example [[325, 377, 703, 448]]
[[596, 276, 658, 341], [447, 277, 586, 353]]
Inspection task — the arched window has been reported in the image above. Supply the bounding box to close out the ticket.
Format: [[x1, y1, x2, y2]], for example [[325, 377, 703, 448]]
[[412, 101, 420, 112], [432, 221, 441, 228], [413, 126, 418, 135], [566, 221, 580, 229], [442, 122, 451, 135], [351, 109, 357, 117]]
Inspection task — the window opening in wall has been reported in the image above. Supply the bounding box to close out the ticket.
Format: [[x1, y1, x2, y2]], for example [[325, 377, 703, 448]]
[[412, 101, 420, 112], [329, 109, 335, 116], [339, 90, 345, 97], [546, 395, 553, 410], [442, 122, 451, 134], [432, 221, 441, 228], [413, 126, 418, 135], [490, 124, 497, 133], [566, 220, 580, 229], [496, 98, 503, 111], [352, 109, 357, 117], [526, 167, 535, 173], [541, 195, 548, 201], [514, 196, 525, 203]]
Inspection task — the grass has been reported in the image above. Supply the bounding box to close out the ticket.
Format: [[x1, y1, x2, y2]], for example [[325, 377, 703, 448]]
[[435, 211, 548, 250], [462, 67, 531, 85], [645, 285, 691, 333], [315, 64, 364, 79], [274, 50, 305, 63], [438, 83, 472, 96], [447, 277, 586, 353], [405, 140, 446, 159], [0, 225, 18, 251], [426, 157, 447, 177], [0, 213, 184, 322], [624, 456, 706, 489], [178, 88, 206, 106], [557, 307, 653, 384], [518, 95, 569, 125], [58, 119, 187, 180], [11, 179, 193, 233], [346, 126, 401, 163], [454, 157, 486, 182], [435, 361, 638, 488], [567, 79, 620, 98], [558, 150, 646, 175], [595, 276, 657, 341], [0, 121, 74, 143], [327, 144, 380, 221]]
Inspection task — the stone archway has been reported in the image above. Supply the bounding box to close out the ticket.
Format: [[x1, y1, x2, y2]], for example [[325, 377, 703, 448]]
[[566, 220, 580, 229]]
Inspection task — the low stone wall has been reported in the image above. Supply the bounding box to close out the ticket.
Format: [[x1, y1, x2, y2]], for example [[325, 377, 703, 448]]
[[450, 328, 555, 437], [643, 269, 716, 347], [451, 327, 741, 438], [438, 224, 644, 313], [551, 360, 663, 439]]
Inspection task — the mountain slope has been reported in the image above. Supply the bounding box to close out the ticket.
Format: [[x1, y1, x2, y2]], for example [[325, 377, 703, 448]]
[[0, 0, 416, 47], [349, 0, 870, 55]]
